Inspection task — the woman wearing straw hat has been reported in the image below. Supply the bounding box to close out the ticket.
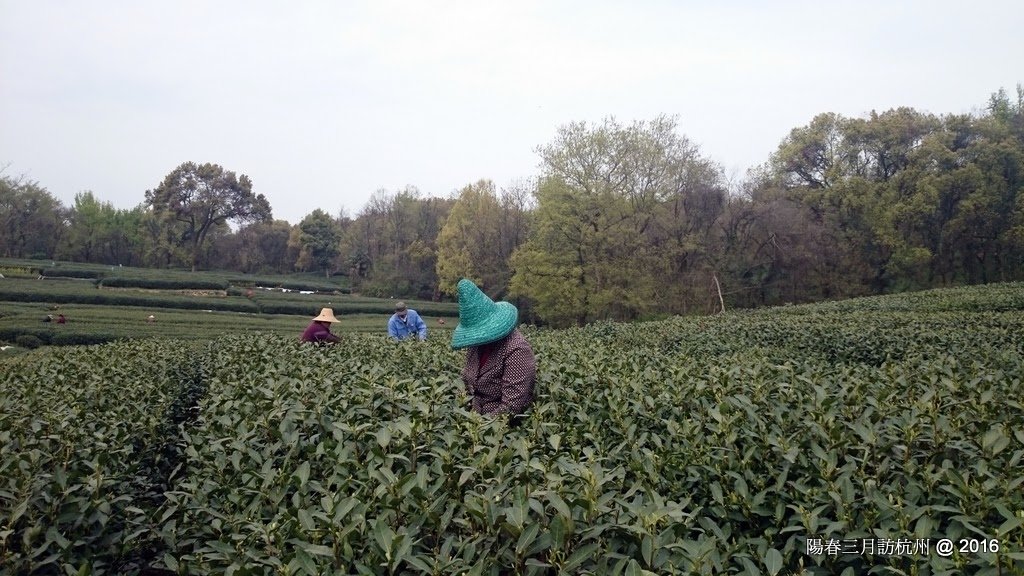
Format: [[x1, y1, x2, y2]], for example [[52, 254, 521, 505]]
[[452, 279, 536, 423], [301, 308, 342, 344]]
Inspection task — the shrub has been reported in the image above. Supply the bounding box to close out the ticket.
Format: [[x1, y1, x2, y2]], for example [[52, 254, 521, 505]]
[[227, 277, 352, 293], [253, 300, 455, 316], [42, 268, 103, 279], [14, 334, 43, 349], [0, 341, 205, 572], [100, 277, 229, 291], [0, 281, 258, 313], [278, 280, 352, 293], [49, 332, 123, 346]]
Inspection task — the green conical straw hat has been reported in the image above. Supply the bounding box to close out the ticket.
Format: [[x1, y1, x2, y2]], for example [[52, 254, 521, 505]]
[[451, 279, 519, 349]]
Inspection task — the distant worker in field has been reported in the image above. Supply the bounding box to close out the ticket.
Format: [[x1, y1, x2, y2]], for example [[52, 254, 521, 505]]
[[56, 314, 66, 324], [301, 308, 342, 344], [147, 315, 156, 324], [451, 279, 536, 425], [388, 302, 427, 341]]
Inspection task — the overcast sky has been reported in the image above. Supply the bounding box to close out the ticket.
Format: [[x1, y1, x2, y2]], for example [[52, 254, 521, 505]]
[[2, 1, 1022, 225]]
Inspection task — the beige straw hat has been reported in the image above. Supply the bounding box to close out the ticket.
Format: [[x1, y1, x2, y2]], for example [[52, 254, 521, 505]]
[[313, 308, 340, 323]]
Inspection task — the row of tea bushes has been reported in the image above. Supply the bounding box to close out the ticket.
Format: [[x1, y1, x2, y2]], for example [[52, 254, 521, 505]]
[[0, 341, 207, 574], [3, 283, 1024, 574], [158, 326, 1024, 574]]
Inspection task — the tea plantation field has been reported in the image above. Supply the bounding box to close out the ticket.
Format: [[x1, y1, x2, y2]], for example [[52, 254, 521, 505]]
[[0, 258, 458, 349], [2, 283, 1024, 575]]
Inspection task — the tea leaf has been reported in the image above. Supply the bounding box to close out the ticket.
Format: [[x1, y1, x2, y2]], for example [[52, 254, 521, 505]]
[[297, 508, 315, 531], [295, 460, 311, 485], [376, 427, 391, 449], [997, 516, 1024, 537], [516, 521, 540, 556], [765, 548, 783, 575]]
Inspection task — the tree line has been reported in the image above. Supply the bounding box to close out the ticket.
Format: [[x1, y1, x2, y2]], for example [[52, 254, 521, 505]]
[[2, 85, 1022, 326]]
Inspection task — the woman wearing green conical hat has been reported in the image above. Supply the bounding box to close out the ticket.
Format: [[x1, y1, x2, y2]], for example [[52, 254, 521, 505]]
[[452, 279, 536, 422]]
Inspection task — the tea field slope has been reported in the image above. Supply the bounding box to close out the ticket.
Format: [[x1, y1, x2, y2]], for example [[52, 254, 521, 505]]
[[2, 282, 1023, 575], [0, 262, 458, 348]]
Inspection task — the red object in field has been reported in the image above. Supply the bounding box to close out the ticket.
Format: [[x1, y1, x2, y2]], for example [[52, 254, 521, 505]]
[[246, 290, 254, 297], [438, 318, 445, 325]]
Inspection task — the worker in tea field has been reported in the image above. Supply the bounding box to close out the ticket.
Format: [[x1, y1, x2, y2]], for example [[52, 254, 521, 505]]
[[388, 301, 428, 341], [451, 279, 536, 425], [300, 308, 342, 344]]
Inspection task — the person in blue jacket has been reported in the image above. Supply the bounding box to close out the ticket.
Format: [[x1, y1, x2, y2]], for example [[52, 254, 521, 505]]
[[388, 302, 427, 341]]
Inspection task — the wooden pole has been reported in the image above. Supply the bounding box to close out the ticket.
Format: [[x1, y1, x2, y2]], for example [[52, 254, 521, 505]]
[[713, 273, 725, 314]]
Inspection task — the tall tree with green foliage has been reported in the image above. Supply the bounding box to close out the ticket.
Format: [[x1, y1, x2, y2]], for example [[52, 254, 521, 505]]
[[436, 180, 502, 296], [0, 173, 68, 259], [509, 176, 593, 325], [63, 191, 118, 263], [145, 162, 272, 271], [295, 209, 343, 277], [756, 88, 1024, 298], [343, 187, 452, 298], [106, 205, 147, 267], [231, 220, 294, 274], [511, 115, 721, 324]]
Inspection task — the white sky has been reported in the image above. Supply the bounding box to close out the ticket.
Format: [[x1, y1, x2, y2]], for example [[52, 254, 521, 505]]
[[2, 0, 1022, 225]]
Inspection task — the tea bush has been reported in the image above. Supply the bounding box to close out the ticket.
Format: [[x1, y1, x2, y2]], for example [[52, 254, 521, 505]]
[[99, 277, 230, 291], [40, 268, 103, 279], [0, 257, 355, 296], [12, 334, 42, 349], [0, 341, 206, 574], [2, 283, 1023, 575], [0, 279, 259, 313], [0, 278, 454, 324], [154, 328, 1024, 575], [1, 328, 123, 347]]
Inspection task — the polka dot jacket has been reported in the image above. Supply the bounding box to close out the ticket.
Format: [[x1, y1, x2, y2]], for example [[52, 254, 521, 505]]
[[461, 329, 536, 416]]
